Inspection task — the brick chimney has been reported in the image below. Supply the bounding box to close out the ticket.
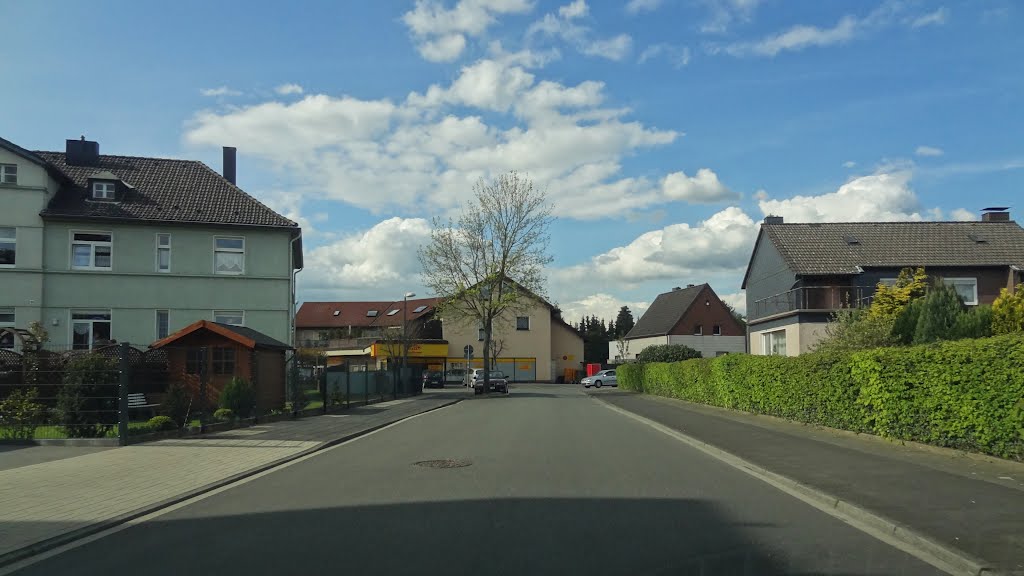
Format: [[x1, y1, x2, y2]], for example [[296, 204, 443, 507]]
[[981, 207, 1010, 222]]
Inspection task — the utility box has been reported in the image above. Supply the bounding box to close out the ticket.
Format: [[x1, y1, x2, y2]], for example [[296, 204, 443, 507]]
[[586, 363, 602, 377]]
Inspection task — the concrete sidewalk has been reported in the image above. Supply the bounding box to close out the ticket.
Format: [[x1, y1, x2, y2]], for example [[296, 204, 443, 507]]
[[0, 392, 461, 567], [592, 390, 1024, 576]]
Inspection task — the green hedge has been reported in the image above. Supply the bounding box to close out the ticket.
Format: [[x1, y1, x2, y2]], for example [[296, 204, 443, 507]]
[[618, 334, 1024, 460]]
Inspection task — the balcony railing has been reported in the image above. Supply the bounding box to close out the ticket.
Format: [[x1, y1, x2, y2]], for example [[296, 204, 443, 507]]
[[751, 286, 873, 321]]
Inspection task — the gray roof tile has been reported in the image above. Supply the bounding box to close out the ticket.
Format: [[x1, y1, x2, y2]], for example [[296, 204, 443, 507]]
[[763, 221, 1024, 275], [625, 284, 705, 339], [35, 151, 296, 228]]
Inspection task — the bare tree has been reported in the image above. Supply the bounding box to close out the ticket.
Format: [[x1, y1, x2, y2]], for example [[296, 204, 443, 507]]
[[615, 336, 630, 363], [419, 172, 553, 393]]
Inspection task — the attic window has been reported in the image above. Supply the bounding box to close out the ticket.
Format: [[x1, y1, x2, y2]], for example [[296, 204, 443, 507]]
[[413, 305, 428, 313], [92, 181, 116, 200], [842, 235, 860, 245], [386, 309, 399, 316], [332, 310, 340, 316], [967, 234, 988, 244], [366, 310, 378, 317]]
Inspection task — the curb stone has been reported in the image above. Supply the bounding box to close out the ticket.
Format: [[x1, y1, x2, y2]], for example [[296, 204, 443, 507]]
[[0, 398, 461, 569]]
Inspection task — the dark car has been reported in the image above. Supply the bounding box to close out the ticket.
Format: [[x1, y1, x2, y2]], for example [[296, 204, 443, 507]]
[[422, 370, 445, 389], [472, 370, 509, 395]]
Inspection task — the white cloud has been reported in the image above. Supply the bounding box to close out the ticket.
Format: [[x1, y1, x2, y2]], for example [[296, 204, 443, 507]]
[[661, 168, 738, 203], [638, 43, 691, 67], [701, 0, 763, 33], [757, 171, 930, 222], [842, 160, 857, 168], [911, 7, 948, 28], [625, 0, 664, 15], [718, 291, 746, 315], [558, 0, 588, 19], [559, 293, 650, 324], [186, 54, 690, 220], [275, 83, 304, 96], [200, 86, 241, 97], [402, 0, 534, 62], [553, 207, 758, 286], [725, 15, 859, 57], [301, 217, 432, 294], [915, 145, 943, 157], [950, 208, 978, 221], [527, 5, 633, 61]]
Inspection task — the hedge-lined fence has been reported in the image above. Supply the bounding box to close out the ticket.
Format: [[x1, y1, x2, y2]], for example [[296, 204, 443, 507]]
[[617, 333, 1024, 460]]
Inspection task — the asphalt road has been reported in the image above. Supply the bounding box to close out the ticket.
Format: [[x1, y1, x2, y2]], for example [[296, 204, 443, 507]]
[[10, 384, 944, 576]]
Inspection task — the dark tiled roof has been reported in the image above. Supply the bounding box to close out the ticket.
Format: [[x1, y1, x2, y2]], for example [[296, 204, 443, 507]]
[[212, 323, 291, 349], [35, 151, 296, 228], [762, 221, 1024, 275], [625, 284, 705, 339], [296, 298, 442, 329]]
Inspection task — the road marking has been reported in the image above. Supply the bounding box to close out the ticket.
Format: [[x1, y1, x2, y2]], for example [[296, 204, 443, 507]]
[[593, 397, 990, 576], [0, 407, 448, 575]]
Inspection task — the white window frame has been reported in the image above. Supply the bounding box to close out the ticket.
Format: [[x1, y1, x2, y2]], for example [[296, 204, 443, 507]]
[[762, 330, 787, 356], [213, 236, 245, 275], [70, 310, 112, 350], [516, 316, 530, 331], [213, 310, 245, 326], [0, 226, 15, 268], [0, 164, 16, 185], [694, 324, 703, 336], [0, 307, 15, 350], [156, 233, 171, 273], [70, 230, 113, 271], [942, 277, 979, 306], [156, 309, 170, 340], [92, 181, 116, 200]]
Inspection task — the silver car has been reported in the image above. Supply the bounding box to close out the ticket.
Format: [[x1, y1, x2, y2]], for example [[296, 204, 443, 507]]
[[581, 369, 617, 388]]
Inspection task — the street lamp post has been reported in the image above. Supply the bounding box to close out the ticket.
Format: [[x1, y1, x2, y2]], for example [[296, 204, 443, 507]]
[[403, 292, 415, 399]]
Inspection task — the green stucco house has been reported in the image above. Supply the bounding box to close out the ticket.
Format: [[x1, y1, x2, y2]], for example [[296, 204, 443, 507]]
[[0, 136, 302, 351]]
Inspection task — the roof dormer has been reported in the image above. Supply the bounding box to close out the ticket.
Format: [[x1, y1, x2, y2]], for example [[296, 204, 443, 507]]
[[88, 170, 121, 202]]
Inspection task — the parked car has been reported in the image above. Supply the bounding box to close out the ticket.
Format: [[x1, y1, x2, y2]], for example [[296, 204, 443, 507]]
[[472, 370, 509, 395], [581, 369, 617, 388], [445, 368, 466, 384], [422, 371, 444, 389], [464, 368, 484, 387]]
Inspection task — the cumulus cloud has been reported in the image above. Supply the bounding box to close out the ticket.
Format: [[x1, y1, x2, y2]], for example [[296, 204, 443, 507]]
[[528, 2, 633, 61], [661, 169, 738, 203], [200, 86, 241, 97], [950, 208, 978, 221], [185, 53, 706, 220], [701, 0, 763, 33], [718, 291, 747, 315], [757, 171, 930, 222], [625, 0, 663, 15], [553, 207, 758, 287], [638, 43, 691, 67], [915, 145, 943, 157], [559, 293, 650, 324], [402, 0, 534, 62], [301, 217, 432, 294], [275, 83, 304, 96]]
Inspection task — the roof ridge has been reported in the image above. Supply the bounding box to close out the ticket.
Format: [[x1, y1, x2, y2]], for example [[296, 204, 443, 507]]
[[34, 150, 198, 163]]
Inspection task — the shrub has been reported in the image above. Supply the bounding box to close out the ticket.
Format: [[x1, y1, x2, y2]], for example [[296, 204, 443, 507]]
[[913, 283, 964, 344], [891, 299, 924, 345], [814, 309, 896, 353], [160, 381, 190, 425], [147, 415, 178, 431], [992, 288, 1024, 335], [218, 377, 256, 419], [213, 408, 235, 422], [868, 267, 928, 319], [951, 305, 993, 340], [0, 387, 45, 440], [56, 354, 118, 438], [635, 344, 701, 363]]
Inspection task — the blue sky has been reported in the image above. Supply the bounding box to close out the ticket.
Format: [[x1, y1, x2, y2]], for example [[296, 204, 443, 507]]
[[4, 0, 1023, 321]]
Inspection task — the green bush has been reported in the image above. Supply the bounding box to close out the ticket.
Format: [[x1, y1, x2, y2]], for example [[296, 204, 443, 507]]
[[913, 283, 964, 344], [218, 377, 255, 419], [951, 305, 993, 340], [213, 408, 235, 422], [0, 387, 45, 440], [623, 334, 1024, 460], [635, 344, 701, 363], [56, 354, 118, 438], [160, 381, 190, 426], [992, 288, 1024, 334], [147, 415, 178, 431], [891, 299, 924, 345], [813, 309, 896, 353]]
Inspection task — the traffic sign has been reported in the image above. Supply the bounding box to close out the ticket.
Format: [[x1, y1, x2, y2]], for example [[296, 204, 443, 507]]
[[464, 345, 474, 357]]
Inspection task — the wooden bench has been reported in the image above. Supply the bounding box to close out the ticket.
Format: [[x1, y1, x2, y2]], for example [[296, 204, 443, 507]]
[[127, 393, 160, 416]]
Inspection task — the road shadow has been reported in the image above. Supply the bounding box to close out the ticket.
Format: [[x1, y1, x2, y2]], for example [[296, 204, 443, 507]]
[[7, 497, 932, 575]]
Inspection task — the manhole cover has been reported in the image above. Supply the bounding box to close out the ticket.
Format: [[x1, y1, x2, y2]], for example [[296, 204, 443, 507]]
[[414, 459, 472, 469]]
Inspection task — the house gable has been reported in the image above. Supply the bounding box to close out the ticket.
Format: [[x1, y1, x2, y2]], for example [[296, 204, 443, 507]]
[[667, 285, 745, 337], [743, 230, 798, 319]]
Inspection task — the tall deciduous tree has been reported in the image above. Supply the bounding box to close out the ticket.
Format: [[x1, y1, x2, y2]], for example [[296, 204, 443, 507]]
[[419, 172, 553, 393]]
